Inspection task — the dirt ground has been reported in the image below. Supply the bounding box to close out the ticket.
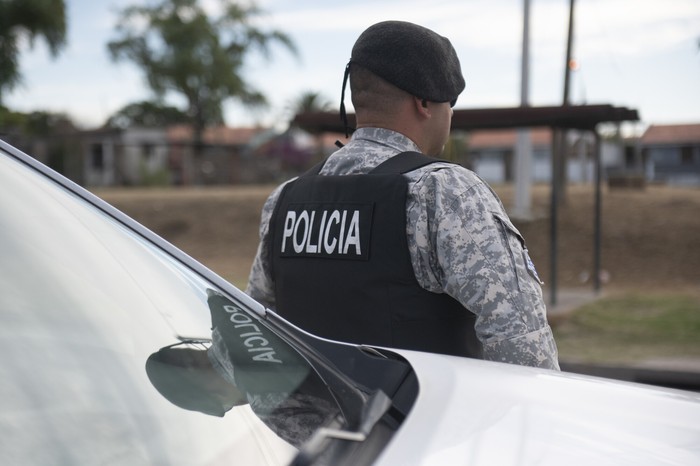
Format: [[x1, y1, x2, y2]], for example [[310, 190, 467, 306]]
[[94, 182, 700, 294]]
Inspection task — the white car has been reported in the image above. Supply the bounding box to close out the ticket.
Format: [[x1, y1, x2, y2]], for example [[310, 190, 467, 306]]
[[1, 138, 699, 465]]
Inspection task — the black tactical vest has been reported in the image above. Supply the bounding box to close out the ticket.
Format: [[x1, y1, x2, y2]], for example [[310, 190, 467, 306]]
[[269, 152, 481, 358]]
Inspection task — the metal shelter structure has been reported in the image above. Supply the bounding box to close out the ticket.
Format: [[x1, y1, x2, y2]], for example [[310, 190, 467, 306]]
[[292, 104, 640, 305]]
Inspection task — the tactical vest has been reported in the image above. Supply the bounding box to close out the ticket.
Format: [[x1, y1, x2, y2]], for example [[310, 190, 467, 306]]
[[269, 152, 481, 358]]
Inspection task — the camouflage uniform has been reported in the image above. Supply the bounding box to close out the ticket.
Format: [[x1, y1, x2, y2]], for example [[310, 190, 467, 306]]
[[247, 127, 560, 370]]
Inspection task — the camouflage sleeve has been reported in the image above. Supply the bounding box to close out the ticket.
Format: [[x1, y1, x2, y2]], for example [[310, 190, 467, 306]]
[[245, 184, 287, 310], [407, 167, 560, 370]]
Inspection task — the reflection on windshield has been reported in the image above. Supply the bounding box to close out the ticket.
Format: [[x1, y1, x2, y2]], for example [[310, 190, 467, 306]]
[[146, 290, 341, 447], [146, 340, 247, 418]]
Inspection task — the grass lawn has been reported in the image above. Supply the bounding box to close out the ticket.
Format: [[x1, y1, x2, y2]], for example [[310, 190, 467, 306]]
[[552, 292, 700, 365]]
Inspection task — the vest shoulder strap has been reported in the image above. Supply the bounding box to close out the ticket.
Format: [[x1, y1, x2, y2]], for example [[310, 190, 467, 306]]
[[302, 151, 452, 177], [369, 151, 449, 175], [302, 159, 326, 177]]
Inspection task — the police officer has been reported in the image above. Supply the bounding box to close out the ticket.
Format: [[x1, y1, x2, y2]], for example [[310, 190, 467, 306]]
[[247, 20, 559, 370]]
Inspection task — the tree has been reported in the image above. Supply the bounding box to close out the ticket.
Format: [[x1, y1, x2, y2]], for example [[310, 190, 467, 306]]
[[289, 91, 332, 116], [0, 105, 75, 137], [107, 0, 296, 153], [104, 100, 190, 129], [0, 0, 67, 104]]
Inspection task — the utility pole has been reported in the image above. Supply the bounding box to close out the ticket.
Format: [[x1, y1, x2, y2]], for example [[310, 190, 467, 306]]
[[563, 0, 576, 106], [513, 0, 533, 220], [555, 0, 576, 206], [551, 0, 577, 306]]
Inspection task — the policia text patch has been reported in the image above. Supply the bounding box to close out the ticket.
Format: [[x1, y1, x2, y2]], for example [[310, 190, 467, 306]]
[[279, 202, 373, 260]]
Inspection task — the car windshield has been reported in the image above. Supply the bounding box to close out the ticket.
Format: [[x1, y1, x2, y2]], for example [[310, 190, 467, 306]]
[[0, 147, 343, 465]]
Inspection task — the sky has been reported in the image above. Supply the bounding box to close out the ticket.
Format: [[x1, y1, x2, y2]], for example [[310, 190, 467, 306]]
[[5, 0, 700, 133]]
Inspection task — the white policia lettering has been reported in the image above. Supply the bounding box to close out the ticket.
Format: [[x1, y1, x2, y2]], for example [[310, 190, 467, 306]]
[[223, 304, 283, 363], [281, 209, 362, 255]]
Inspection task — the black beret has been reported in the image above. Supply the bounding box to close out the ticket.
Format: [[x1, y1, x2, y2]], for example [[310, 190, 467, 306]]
[[350, 20, 465, 104]]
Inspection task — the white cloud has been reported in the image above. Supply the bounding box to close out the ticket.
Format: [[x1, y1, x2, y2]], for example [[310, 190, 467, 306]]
[[576, 0, 700, 56]]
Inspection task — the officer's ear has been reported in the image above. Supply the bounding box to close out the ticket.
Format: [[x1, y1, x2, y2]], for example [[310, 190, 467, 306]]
[[414, 97, 431, 119]]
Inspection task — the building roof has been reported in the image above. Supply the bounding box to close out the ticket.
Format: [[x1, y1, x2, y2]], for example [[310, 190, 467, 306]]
[[641, 124, 700, 145], [167, 125, 267, 145], [467, 128, 552, 149]]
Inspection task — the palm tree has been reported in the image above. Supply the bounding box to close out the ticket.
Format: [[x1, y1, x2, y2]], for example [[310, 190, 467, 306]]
[[289, 91, 333, 117]]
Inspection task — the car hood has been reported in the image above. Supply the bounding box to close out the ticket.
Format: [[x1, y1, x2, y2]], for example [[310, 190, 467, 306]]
[[375, 351, 700, 466]]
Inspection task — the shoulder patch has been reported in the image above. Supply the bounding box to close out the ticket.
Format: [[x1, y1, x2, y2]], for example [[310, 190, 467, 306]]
[[523, 249, 544, 285]]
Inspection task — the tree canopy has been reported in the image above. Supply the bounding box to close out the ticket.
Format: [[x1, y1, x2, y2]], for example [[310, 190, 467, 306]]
[[104, 100, 190, 129], [107, 0, 297, 142], [288, 91, 333, 118], [0, 0, 67, 104], [0, 105, 74, 136]]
